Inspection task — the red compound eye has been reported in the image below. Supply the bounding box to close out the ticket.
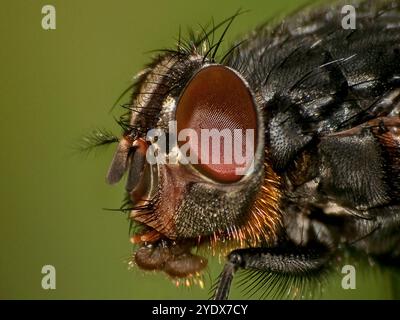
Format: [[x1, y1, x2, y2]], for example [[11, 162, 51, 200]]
[[175, 65, 258, 183]]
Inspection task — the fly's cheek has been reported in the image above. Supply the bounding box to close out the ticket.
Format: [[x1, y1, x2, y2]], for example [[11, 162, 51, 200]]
[[176, 65, 257, 183]]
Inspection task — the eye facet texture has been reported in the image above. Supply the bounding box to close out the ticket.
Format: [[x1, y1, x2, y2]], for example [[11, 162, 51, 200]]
[[176, 65, 258, 183]]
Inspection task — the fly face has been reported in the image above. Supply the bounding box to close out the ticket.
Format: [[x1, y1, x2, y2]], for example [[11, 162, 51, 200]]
[[106, 50, 281, 279]]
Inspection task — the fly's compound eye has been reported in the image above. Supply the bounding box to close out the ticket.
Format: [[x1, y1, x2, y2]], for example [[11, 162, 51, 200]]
[[175, 65, 258, 183]]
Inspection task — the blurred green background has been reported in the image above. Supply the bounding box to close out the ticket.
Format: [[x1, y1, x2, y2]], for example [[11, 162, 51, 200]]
[[0, 0, 397, 299]]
